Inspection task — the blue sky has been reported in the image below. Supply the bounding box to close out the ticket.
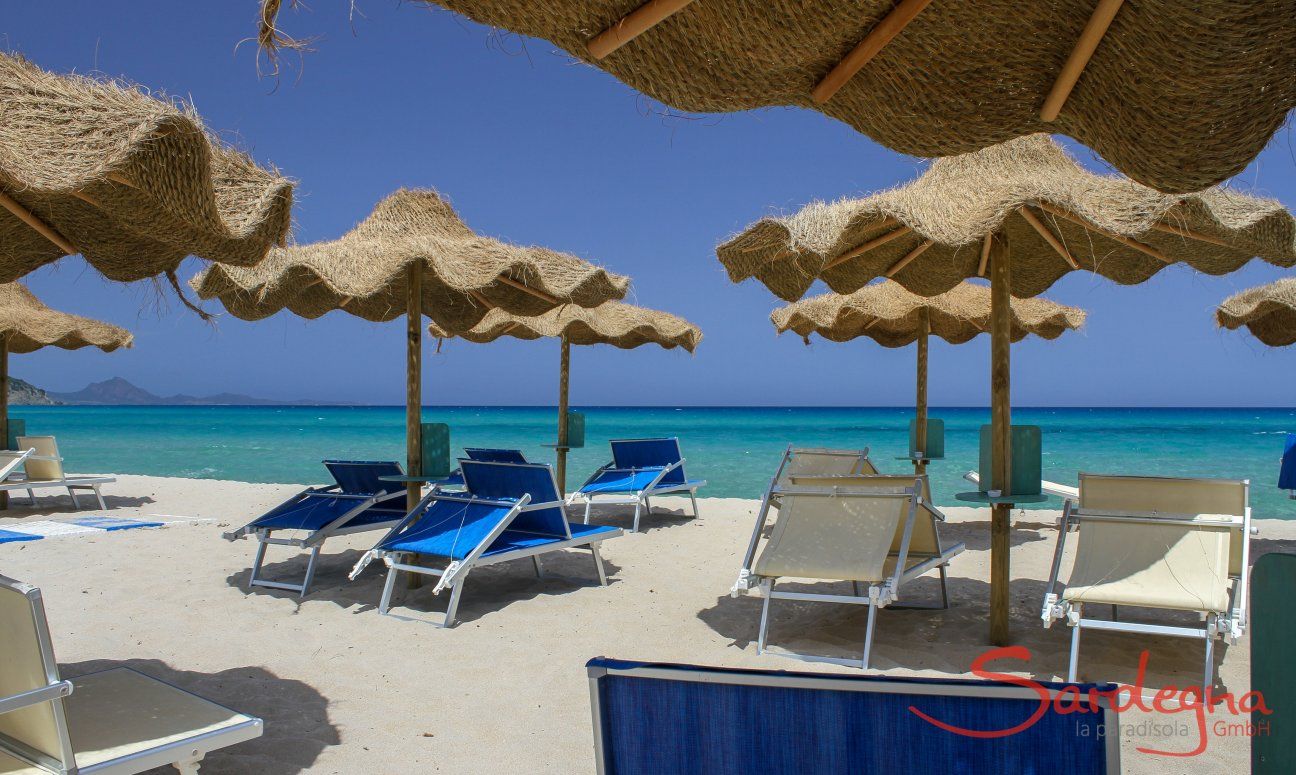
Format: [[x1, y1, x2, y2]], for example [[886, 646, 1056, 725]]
[[4, 2, 1294, 407]]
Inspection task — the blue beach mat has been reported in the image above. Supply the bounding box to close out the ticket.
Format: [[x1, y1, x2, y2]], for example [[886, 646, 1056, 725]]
[[0, 528, 41, 545], [1280, 434, 1296, 492], [64, 516, 165, 531]]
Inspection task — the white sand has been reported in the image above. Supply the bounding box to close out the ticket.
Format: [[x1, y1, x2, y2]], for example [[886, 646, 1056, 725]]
[[2, 474, 1290, 773]]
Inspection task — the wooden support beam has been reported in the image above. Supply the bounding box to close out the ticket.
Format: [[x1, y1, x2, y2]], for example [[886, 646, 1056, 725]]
[[824, 220, 909, 270], [0, 333, 8, 509], [1019, 206, 1079, 269], [496, 275, 560, 305], [884, 239, 934, 277], [1036, 202, 1170, 263], [863, 316, 882, 331], [913, 308, 928, 475], [1041, 0, 1125, 121], [468, 289, 494, 309], [978, 233, 993, 277], [0, 191, 76, 255], [812, 0, 933, 104], [68, 190, 101, 207], [555, 335, 572, 496], [587, 0, 695, 60], [988, 232, 1012, 647], [406, 264, 424, 511], [1149, 221, 1231, 248], [106, 172, 138, 189]]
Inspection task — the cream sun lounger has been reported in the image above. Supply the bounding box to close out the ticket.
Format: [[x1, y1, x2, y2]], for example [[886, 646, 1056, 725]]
[[731, 446, 877, 593], [0, 574, 263, 774], [1042, 473, 1253, 687], [0, 437, 115, 510], [741, 480, 946, 669]]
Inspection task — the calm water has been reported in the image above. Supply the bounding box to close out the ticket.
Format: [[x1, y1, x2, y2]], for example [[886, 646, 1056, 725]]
[[11, 406, 1296, 518]]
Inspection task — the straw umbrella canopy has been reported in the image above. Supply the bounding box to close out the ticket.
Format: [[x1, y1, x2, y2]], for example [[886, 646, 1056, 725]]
[[0, 282, 133, 506], [1216, 278, 1296, 348], [192, 188, 630, 507], [721, 135, 1296, 646], [429, 301, 701, 493], [0, 52, 293, 285], [257, 1, 1295, 194], [772, 281, 1086, 473]]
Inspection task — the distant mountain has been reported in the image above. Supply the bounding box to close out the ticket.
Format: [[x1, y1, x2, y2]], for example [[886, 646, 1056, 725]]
[[47, 377, 327, 406], [9, 378, 60, 406]]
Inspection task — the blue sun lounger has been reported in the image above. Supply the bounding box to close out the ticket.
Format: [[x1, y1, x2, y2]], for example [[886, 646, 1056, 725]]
[[351, 459, 621, 627], [569, 438, 706, 532], [437, 448, 532, 490], [587, 659, 1120, 775], [223, 460, 407, 596]]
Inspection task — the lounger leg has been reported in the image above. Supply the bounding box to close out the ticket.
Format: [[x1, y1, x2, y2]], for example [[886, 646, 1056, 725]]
[[249, 538, 269, 590], [689, 490, 699, 518], [532, 555, 544, 579], [861, 600, 879, 670], [1111, 604, 1119, 621], [1204, 617, 1216, 690], [757, 581, 774, 654], [443, 575, 467, 628], [173, 758, 202, 775], [26, 489, 35, 505], [1068, 609, 1083, 682], [939, 565, 950, 609], [590, 544, 609, 586], [583, 499, 592, 525], [93, 485, 106, 510], [378, 565, 400, 615], [300, 545, 322, 597], [67, 486, 80, 509], [852, 581, 861, 597], [631, 500, 642, 533], [643, 496, 652, 515]]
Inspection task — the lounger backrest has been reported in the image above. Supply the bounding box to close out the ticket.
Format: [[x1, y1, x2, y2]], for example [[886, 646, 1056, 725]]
[[0, 575, 72, 771], [323, 460, 403, 495], [610, 438, 685, 485], [788, 474, 940, 556], [587, 659, 1118, 774], [1079, 473, 1248, 577], [17, 436, 62, 482], [753, 488, 912, 583], [460, 460, 569, 538], [779, 449, 873, 487], [464, 448, 529, 464]]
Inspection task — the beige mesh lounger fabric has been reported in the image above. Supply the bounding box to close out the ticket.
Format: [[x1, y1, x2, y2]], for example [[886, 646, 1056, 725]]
[[739, 480, 954, 669], [732, 445, 878, 593], [1042, 473, 1252, 687], [0, 436, 115, 510], [0, 574, 262, 774]]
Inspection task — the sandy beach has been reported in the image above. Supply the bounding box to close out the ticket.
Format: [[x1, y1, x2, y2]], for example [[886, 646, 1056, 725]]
[[2, 473, 1289, 774]]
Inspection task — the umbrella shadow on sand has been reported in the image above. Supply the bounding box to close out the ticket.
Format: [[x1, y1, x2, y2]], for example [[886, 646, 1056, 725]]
[[698, 572, 1237, 692], [60, 658, 336, 775], [3, 493, 157, 512], [226, 546, 624, 626], [567, 502, 697, 534]]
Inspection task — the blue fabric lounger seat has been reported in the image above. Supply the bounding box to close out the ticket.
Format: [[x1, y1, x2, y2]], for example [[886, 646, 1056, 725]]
[[569, 437, 706, 533], [351, 459, 621, 627], [587, 659, 1120, 775], [223, 460, 407, 597]]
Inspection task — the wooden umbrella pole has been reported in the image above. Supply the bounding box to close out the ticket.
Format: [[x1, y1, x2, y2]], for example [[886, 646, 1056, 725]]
[[405, 265, 423, 512], [988, 232, 1013, 646], [556, 336, 571, 496], [0, 334, 7, 510], [913, 308, 929, 475]]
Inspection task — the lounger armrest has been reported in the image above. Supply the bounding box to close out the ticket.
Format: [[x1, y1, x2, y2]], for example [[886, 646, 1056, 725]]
[[0, 680, 73, 716]]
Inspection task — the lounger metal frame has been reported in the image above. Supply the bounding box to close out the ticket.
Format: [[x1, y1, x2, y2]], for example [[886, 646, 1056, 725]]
[[732, 445, 875, 594], [223, 462, 406, 597], [568, 438, 706, 533], [749, 483, 924, 670], [354, 463, 620, 628], [0, 574, 263, 774], [1042, 474, 1253, 687], [586, 659, 1121, 775]]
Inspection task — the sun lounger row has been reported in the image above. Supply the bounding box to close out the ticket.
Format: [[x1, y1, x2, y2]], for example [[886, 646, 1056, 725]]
[[0, 436, 116, 510]]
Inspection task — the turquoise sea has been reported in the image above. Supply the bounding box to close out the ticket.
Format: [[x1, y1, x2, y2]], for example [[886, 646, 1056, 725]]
[[10, 406, 1295, 518]]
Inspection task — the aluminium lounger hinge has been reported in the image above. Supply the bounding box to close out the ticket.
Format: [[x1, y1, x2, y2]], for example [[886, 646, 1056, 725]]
[[730, 569, 753, 597], [349, 550, 380, 581], [1041, 593, 1063, 627]]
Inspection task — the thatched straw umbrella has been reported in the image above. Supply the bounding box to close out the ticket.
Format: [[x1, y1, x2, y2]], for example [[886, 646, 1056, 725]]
[[0, 282, 133, 506], [721, 135, 1296, 646], [0, 52, 293, 287], [1216, 278, 1296, 348], [430, 301, 701, 493], [772, 281, 1085, 474], [257, 1, 1294, 194], [192, 188, 630, 507]]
